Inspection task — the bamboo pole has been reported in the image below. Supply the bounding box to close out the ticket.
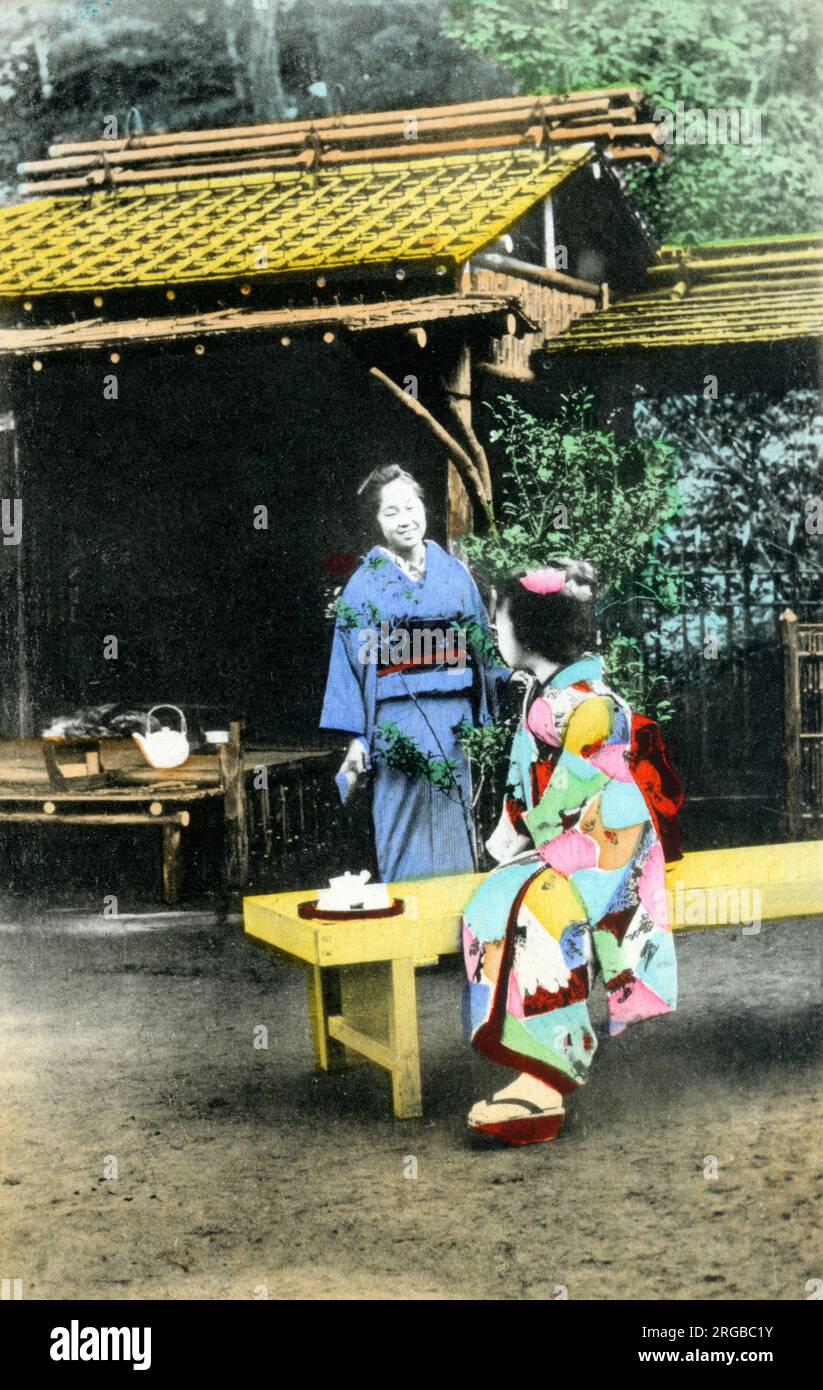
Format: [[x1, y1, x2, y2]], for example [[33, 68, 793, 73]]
[[45, 90, 647, 156], [20, 128, 664, 196], [18, 130, 551, 195], [368, 364, 494, 528], [472, 251, 600, 297], [218, 720, 249, 889], [25, 101, 623, 176], [648, 249, 823, 277], [608, 146, 664, 162], [0, 294, 522, 355], [0, 811, 190, 824], [781, 609, 802, 838]]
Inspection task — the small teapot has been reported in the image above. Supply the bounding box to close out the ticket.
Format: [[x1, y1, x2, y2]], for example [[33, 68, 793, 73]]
[[317, 870, 371, 912], [132, 705, 190, 770]]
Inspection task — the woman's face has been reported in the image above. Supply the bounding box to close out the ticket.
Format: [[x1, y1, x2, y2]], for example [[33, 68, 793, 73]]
[[494, 599, 529, 670], [376, 478, 426, 553]]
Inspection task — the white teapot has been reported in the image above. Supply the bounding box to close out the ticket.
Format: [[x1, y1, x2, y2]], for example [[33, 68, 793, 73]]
[[132, 705, 190, 770], [317, 870, 391, 912]]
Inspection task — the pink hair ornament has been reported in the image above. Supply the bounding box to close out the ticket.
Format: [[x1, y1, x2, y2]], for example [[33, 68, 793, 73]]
[[519, 567, 566, 595]]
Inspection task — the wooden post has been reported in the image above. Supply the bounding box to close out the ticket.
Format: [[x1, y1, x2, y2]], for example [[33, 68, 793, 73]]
[[218, 719, 249, 888], [368, 363, 494, 530], [780, 609, 801, 839], [387, 957, 423, 1119], [440, 341, 492, 547], [0, 411, 30, 736], [162, 823, 182, 904]]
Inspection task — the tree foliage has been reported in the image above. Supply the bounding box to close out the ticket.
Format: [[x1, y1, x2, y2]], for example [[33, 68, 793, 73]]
[[461, 391, 682, 716], [462, 391, 681, 597], [634, 389, 823, 573], [443, 0, 823, 243], [0, 0, 510, 202]]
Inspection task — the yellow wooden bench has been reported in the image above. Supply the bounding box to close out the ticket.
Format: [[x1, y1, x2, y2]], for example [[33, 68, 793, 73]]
[[243, 841, 823, 1119]]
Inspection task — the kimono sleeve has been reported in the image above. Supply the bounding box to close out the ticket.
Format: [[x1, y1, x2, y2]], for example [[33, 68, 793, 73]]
[[522, 695, 612, 847], [319, 608, 369, 738], [484, 721, 534, 863]]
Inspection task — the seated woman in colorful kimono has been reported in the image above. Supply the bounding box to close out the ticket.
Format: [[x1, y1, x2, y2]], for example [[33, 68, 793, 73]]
[[320, 465, 509, 882], [462, 559, 683, 1147]]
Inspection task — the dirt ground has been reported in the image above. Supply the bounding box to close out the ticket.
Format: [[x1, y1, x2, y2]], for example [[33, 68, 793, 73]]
[[1, 898, 820, 1301]]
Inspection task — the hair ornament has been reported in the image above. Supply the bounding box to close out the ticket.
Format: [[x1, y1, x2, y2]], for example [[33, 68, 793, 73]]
[[519, 567, 566, 595]]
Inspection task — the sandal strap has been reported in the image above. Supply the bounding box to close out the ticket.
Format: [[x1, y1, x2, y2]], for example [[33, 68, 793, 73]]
[[484, 1096, 564, 1117]]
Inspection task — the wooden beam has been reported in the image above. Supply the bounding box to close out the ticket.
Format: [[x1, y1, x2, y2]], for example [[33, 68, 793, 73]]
[[25, 101, 619, 177], [0, 413, 29, 736], [476, 359, 536, 384], [780, 610, 802, 839], [0, 811, 189, 824], [438, 342, 495, 540], [472, 251, 601, 297], [0, 295, 523, 357], [368, 365, 494, 529], [45, 91, 646, 157], [218, 720, 249, 889], [162, 822, 183, 904], [327, 1015, 395, 1071]]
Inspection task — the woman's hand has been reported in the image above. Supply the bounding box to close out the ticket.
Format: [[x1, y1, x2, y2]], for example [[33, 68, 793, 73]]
[[340, 737, 369, 779]]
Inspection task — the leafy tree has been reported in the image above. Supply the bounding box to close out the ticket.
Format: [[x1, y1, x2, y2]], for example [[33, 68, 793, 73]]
[[0, 0, 510, 203], [634, 388, 823, 599], [443, 0, 823, 243], [460, 390, 682, 717]]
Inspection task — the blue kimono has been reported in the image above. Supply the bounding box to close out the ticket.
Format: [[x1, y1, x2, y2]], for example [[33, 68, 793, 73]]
[[320, 540, 507, 881]]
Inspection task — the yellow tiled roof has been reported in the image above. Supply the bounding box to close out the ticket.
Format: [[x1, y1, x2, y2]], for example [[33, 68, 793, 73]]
[[0, 144, 592, 298], [545, 234, 823, 352]]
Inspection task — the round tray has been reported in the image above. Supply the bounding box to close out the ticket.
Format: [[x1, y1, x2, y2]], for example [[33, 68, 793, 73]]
[[298, 897, 404, 922]]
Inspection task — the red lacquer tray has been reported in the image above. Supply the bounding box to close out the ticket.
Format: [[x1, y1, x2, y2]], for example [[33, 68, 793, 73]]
[[298, 898, 404, 922]]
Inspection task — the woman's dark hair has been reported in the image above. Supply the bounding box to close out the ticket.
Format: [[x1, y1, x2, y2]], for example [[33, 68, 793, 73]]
[[497, 557, 599, 667], [356, 465, 424, 538]]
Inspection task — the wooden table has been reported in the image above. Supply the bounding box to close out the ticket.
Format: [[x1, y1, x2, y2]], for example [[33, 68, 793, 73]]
[[243, 842, 823, 1119], [0, 732, 336, 903]]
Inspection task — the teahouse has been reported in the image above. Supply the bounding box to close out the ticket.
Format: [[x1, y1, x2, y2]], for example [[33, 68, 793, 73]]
[[0, 90, 661, 742]]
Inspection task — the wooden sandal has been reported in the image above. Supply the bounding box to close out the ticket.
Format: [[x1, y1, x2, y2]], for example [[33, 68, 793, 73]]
[[468, 1095, 565, 1147]]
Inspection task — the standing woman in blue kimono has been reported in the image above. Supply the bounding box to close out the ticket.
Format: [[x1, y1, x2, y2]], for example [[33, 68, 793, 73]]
[[462, 559, 682, 1147], [320, 465, 508, 882]]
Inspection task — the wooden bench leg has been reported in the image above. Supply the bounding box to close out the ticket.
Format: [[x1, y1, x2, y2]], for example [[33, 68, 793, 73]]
[[305, 964, 350, 1073], [310, 959, 424, 1118], [162, 823, 182, 905], [388, 957, 422, 1119]]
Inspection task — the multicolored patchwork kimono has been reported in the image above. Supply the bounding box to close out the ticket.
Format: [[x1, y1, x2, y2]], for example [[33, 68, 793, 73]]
[[320, 540, 508, 881], [462, 653, 682, 1096]]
